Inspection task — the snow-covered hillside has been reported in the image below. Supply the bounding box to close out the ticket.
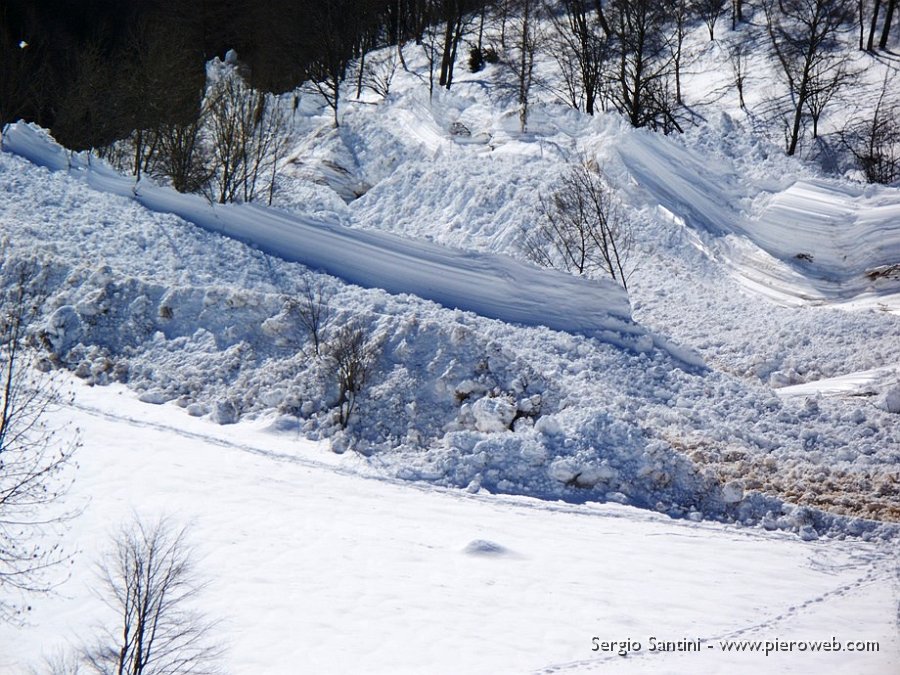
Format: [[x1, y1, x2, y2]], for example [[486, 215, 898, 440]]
[[4, 121, 899, 536], [2, 10, 900, 671], [5, 44, 900, 533]]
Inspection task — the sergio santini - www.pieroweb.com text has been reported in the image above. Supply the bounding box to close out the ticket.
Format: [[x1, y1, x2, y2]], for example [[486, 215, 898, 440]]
[[592, 636, 881, 656]]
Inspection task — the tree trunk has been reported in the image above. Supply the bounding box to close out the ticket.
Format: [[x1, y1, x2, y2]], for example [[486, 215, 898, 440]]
[[593, 0, 612, 37], [881, 0, 897, 48], [446, 17, 462, 89], [788, 76, 809, 156], [732, 0, 743, 30], [134, 129, 144, 181], [439, 19, 454, 87], [356, 50, 366, 99], [518, 0, 531, 131], [868, 0, 883, 50], [477, 5, 485, 52]]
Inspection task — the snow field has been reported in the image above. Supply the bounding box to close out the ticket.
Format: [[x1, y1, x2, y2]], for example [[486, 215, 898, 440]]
[[0, 383, 895, 674], [1, 9, 899, 675]]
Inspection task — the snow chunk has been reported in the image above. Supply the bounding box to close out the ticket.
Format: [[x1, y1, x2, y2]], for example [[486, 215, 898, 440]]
[[548, 459, 579, 485], [798, 525, 819, 542], [43, 305, 83, 354], [186, 403, 209, 417], [876, 384, 900, 414], [722, 480, 745, 504], [139, 390, 175, 405], [212, 400, 239, 425], [534, 415, 562, 436], [455, 379, 487, 400], [471, 396, 516, 433], [462, 540, 510, 556]]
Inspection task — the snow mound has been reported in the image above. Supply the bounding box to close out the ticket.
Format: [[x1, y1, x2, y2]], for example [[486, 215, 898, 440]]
[[462, 539, 511, 556], [876, 383, 900, 414], [2, 122, 661, 354], [616, 124, 900, 310]]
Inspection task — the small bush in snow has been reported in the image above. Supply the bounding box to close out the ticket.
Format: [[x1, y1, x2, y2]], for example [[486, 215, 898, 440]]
[[326, 322, 379, 430], [295, 275, 335, 357], [522, 161, 633, 289], [468, 47, 485, 73]]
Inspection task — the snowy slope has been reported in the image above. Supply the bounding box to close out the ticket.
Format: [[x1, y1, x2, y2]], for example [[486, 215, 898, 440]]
[[2, 24, 900, 542], [0, 382, 896, 675], [2, 12, 900, 675], [3, 112, 900, 536], [336, 75, 900, 313], [316, 49, 900, 395], [2, 123, 649, 350], [616, 128, 900, 309]]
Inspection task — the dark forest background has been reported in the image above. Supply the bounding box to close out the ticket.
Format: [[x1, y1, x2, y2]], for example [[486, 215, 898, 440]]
[[0, 0, 477, 147], [2, 1, 898, 182]]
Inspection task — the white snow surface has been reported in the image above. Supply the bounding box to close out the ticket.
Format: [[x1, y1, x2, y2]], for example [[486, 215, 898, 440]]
[[2, 39, 900, 539], [0, 383, 896, 675], [1, 123, 643, 347], [1, 17, 900, 674]]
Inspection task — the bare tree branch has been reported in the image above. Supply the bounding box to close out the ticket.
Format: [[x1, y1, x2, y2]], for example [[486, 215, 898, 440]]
[[85, 516, 222, 675], [0, 246, 79, 624], [521, 161, 634, 289]]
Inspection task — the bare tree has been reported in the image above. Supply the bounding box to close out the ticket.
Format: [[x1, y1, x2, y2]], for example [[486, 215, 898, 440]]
[[522, 162, 633, 289], [85, 517, 221, 675], [697, 0, 728, 40], [206, 75, 255, 203], [294, 275, 335, 357], [728, 38, 749, 110], [606, 0, 678, 131], [420, 21, 441, 99], [34, 648, 85, 675], [668, 0, 689, 105], [151, 110, 212, 195], [841, 74, 900, 184], [763, 0, 854, 156], [0, 251, 78, 624], [326, 322, 379, 429], [206, 73, 290, 204], [438, 1, 466, 89], [805, 59, 856, 139], [304, 1, 369, 126], [438, 0, 487, 89], [74, 19, 204, 183], [504, 0, 542, 131], [362, 49, 400, 100], [118, 20, 202, 183], [549, 0, 608, 115]]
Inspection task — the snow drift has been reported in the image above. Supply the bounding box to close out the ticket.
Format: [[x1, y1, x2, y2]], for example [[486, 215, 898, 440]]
[[2, 122, 652, 349]]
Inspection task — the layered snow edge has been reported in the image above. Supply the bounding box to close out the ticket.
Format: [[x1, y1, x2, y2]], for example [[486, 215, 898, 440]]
[[2, 123, 680, 358]]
